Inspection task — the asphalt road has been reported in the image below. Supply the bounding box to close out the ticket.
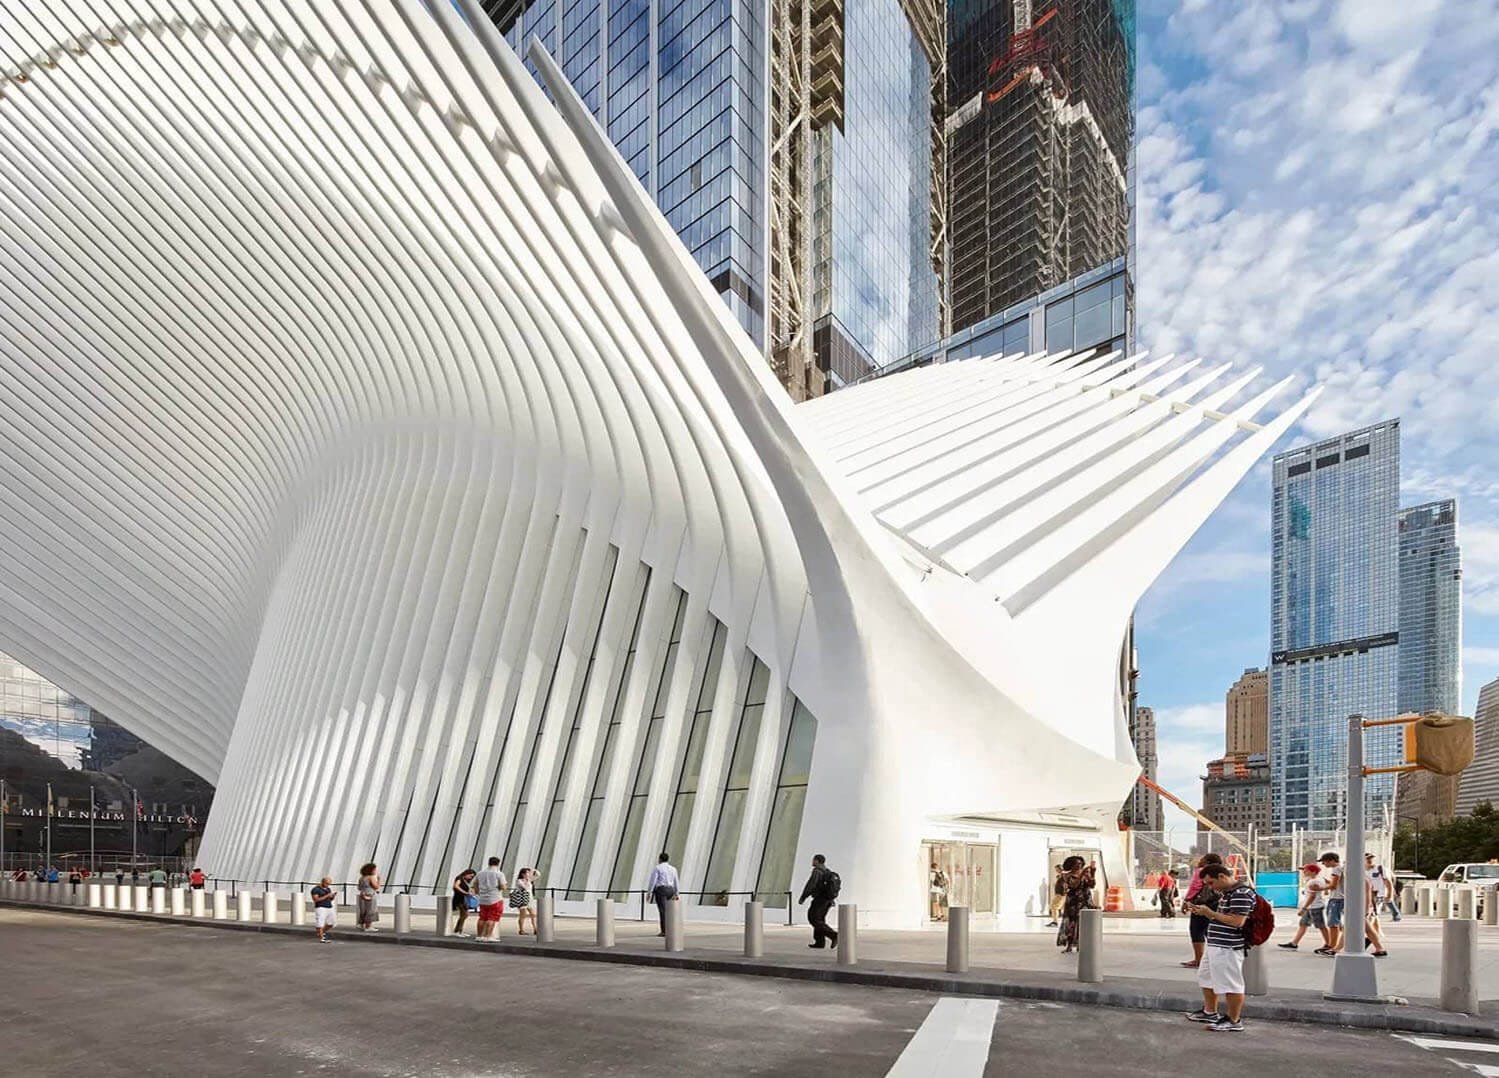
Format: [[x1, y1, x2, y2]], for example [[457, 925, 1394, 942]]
[[0, 909, 1483, 1076]]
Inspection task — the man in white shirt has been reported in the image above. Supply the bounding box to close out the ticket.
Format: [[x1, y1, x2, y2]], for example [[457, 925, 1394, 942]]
[[647, 852, 680, 937], [473, 856, 508, 941]]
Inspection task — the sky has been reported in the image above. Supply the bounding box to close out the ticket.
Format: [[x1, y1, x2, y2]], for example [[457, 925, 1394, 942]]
[[1133, 0, 1499, 834]]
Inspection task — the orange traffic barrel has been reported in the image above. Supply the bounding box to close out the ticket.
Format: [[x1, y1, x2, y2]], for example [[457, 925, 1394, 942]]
[[1104, 886, 1124, 912]]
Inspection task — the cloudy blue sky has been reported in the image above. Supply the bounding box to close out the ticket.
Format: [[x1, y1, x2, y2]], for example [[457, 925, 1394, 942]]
[[1133, 0, 1499, 832]]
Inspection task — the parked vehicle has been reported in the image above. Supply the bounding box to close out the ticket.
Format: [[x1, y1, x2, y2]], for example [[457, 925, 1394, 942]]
[[1437, 863, 1499, 884]]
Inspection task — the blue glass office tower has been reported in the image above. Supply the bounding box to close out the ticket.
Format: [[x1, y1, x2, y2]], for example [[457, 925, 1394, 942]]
[[488, 0, 942, 396], [1397, 500, 1462, 716], [1269, 421, 1402, 831]]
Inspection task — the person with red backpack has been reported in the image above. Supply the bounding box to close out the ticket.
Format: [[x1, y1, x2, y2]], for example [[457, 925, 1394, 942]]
[[1182, 863, 1271, 1033]]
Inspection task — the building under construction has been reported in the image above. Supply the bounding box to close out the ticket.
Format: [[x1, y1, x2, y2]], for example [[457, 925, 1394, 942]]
[[947, 0, 1133, 333], [484, 0, 945, 400]]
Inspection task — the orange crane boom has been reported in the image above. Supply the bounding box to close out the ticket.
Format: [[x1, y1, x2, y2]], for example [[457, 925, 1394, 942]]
[[1137, 775, 1252, 858]]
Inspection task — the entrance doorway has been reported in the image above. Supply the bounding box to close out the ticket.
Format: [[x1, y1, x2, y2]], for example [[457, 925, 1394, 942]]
[[921, 841, 996, 922]]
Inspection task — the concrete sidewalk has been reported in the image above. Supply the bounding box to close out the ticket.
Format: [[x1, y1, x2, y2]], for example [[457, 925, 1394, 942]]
[[5, 893, 1495, 1039]]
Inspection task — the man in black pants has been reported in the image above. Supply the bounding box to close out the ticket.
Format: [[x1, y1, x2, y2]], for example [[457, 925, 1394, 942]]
[[798, 854, 840, 949]]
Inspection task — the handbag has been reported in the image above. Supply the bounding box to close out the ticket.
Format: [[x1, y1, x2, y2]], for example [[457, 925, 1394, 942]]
[[464, 894, 479, 911]]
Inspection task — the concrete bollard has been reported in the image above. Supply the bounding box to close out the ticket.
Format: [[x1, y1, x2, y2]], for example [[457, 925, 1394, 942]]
[[536, 891, 555, 943], [212, 889, 229, 920], [1486, 886, 1499, 927], [596, 898, 614, 947], [1421, 885, 1437, 918], [262, 891, 279, 925], [1244, 943, 1269, 996], [664, 897, 684, 952], [744, 900, 764, 958], [1399, 886, 1416, 916], [73, 884, 87, 908], [170, 888, 186, 916], [134, 885, 150, 913], [191, 889, 206, 918], [837, 904, 857, 966], [1077, 908, 1104, 984], [87, 883, 102, 909], [1457, 887, 1476, 921], [394, 894, 411, 935], [1441, 919, 1480, 1013], [290, 891, 306, 927], [150, 887, 166, 915], [236, 890, 253, 922], [101, 883, 117, 910], [1436, 888, 1453, 920], [946, 905, 971, 973]]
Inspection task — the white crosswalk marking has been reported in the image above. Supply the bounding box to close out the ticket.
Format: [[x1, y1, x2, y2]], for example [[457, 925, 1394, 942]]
[[886, 997, 999, 1077], [1393, 1033, 1499, 1074]]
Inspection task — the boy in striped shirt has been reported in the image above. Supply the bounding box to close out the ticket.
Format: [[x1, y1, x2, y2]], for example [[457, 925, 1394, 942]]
[[1182, 863, 1257, 1032]]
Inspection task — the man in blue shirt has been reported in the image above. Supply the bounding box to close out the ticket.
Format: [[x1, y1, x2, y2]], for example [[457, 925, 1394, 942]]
[[310, 877, 337, 942], [1183, 864, 1257, 1032]]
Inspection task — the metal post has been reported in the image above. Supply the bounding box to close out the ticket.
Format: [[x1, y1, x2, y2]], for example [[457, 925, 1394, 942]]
[[89, 786, 95, 876], [1329, 713, 1380, 1001], [394, 893, 411, 935], [596, 898, 614, 947], [1486, 886, 1499, 927], [664, 897, 684, 952], [1, 778, 6, 876], [129, 785, 138, 875], [1077, 908, 1103, 983], [44, 782, 52, 873], [1441, 919, 1479, 1013], [170, 888, 186, 916], [946, 905, 970, 973], [744, 900, 764, 958], [536, 891, 555, 943], [263, 891, 279, 925], [212, 889, 229, 920], [1244, 943, 1269, 996], [836, 904, 857, 966]]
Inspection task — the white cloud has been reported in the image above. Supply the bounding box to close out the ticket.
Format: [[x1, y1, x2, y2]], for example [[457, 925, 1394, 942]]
[[1151, 700, 1225, 837]]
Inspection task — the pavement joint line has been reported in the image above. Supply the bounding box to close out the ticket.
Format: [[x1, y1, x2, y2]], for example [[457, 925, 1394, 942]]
[[7, 898, 1497, 1039]]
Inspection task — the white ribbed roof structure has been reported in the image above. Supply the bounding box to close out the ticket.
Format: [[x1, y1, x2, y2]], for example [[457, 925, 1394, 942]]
[[0, 0, 1316, 923]]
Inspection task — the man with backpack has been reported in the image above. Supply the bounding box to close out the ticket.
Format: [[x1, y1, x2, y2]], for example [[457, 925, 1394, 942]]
[[1182, 863, 1270, 1032], [798, 854, 841, 949]]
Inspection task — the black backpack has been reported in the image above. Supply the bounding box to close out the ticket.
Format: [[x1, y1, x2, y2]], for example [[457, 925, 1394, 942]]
[[818, 870, 842, 901]]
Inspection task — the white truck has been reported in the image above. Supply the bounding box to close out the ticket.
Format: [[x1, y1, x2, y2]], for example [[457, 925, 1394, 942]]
[[1437, 863, 1499, 916]]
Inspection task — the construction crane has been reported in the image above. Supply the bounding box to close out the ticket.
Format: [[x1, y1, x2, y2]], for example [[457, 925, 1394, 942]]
[[1137, 775, 1253, 860]]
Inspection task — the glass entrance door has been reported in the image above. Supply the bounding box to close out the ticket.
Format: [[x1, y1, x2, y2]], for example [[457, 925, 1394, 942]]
[[921, 841, 996, 921]]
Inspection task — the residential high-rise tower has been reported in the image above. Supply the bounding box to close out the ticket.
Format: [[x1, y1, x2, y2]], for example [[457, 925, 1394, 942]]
[[1226, 667, 1268, 756], [1397, 500, 1462, 716], [1125, 704, 1161, 831], [1457, 677, 1499, 816], [1269, 421, 1402, 831]]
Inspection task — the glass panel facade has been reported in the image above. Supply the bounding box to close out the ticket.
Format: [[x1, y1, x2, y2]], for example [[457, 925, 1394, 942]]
[[700, 656, 769, 901], [661, 618, 727, 872], [755, 697, 817, 907], [1396, 500, 1462, 716]]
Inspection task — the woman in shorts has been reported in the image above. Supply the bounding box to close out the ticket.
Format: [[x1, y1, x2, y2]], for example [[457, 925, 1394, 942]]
[[510, 868, 536, 936]]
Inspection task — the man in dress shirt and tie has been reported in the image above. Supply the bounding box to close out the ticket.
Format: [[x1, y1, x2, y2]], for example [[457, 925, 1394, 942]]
[[647, 852, 680, 937]]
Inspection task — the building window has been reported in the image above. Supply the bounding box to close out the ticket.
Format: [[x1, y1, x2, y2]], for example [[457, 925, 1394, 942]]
[[755, 698, 817, 908]]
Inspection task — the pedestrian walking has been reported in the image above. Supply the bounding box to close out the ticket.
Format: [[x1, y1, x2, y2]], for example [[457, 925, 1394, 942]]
[[929, 862, 949, 923], [1180, 853, 1224, 968], [1367, 852, 1398, 928], [1045, 863, 1065, 928], [647, 852, 680, 937], [357, 862, 382, 932], [509, 868, 536, 936], [1155, 870, 1178, 918], [473, 859, 508, 941], [1363, 853, 1389, 957], [310, 876, 337, 942], [797, 854, 841, 950], [1183, 864, 1258, 1033], [451, 868, 480, 937], [1278, 863, 1331, 952], [1054, 856, 1096, 954], [114, 869, 125, 887], [1318, 852, 1345, 953], [189, 867, 206, 890]]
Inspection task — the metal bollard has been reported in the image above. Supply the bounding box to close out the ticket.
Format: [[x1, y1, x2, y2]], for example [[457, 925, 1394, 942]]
[[1457, 887, 1476, 921], [436, 899, 452, 937], [191, 889, 206, 918], [1399, 886, 1416, 916], [1486, 886, 1499, 927], [837, 904, 857, 966], [87, 883, 102, 909], [1441, 919, 1479, 1013], [290, 891, 306, 927], [170, 888, 186, 916], [744, 900, 764, 958], [1244, 943, 1269, 996], [150, 887, 166, 915], [212, 889, 229, 920], [946, 905, 971, 973], [394, 894, 411, 935], [263, 891, 279, 925], [1436, 888, 1453, 919], [134, 885, 150, 913], [101, 883, 117, 910], [596, 898, 615, 947], [664, 898, 684, 952], [537, 891, 556, 943], [1421, 885, 1437, 918], [1077, 909, 1103, 983], [74, 884, 88, 908], [236, 890, 253, 922]]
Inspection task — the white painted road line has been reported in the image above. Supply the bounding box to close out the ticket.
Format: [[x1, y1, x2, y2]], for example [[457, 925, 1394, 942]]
[[886, 997, 998, 1077], [1395, 1036, 1499, 1055]]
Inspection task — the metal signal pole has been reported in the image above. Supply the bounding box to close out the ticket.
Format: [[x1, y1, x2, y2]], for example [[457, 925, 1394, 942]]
[[90, 786, 97, 875]]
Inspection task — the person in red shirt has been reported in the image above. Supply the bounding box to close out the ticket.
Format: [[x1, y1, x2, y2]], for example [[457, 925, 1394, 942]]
[[189, 867, 206, 890]]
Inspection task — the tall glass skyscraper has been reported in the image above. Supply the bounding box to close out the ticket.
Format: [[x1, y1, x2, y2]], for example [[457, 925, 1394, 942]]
[[1397, 500, 1462, 716], [1269, 421, 1402, 831], [486, 0, 942, 395]]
